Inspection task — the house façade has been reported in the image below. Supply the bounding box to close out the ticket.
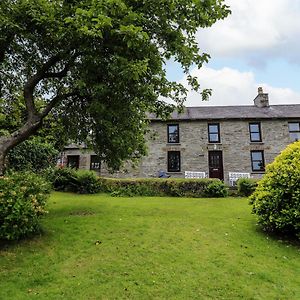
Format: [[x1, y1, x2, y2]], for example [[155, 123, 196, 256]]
[[61, 88, 300, 184]]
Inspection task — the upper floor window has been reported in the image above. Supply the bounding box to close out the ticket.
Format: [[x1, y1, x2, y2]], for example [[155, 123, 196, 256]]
[[249, 122, 262, 142], [168, 151, 181, 172], [288, 122, 300, 142], [90, 155, 101, 171], [168, 124, 179, 143], [251, 150, 265, 172], [208, 123, 220, 143]]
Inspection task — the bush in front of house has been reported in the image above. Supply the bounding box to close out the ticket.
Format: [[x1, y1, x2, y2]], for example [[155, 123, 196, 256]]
[[99, 177, 228, 198], [237, 178, 259, 197], [249, 141, 300, 238], [0, 172, 50, 241], [76, 170, 101, 194], [51, 167, 78, 192], [50, 167, 101, 194], [204, 180, 228, 198]]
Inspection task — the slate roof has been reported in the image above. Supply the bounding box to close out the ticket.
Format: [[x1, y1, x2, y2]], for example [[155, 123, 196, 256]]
[[149, 105, 300, 121]]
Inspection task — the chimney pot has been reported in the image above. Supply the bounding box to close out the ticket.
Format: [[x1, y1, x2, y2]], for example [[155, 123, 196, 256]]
[[258, 87, 263, 94]]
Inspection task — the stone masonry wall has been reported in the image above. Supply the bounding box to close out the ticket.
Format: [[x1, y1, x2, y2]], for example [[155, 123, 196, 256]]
[[62, 118, 296, 184], [139, 119, 293, 183]]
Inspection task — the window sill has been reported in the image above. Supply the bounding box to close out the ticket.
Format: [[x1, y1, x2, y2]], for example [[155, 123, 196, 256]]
[[251, 171, 265, 174], [167, 172, 183, 174], [207, 143, 222, 145], [250, 142, 264, 144], [166, 143, 181, 146]]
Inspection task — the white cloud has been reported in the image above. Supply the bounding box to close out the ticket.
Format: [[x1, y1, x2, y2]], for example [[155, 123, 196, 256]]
[[181, 66, 300, 106], [197, 0, 300, 63]]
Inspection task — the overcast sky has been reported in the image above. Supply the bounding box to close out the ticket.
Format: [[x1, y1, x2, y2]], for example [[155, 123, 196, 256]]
[[166, 0, 300, 106]]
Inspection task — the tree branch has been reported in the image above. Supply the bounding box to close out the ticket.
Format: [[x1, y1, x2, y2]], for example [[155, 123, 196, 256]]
[[43, 57, 76, 79], [23, 51, 79, 120], [23, 54, 62, 120], [40, 91, 76, 118]]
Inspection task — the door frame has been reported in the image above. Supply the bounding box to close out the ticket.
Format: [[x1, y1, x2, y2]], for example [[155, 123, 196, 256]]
[[208, 150, 224, 181]]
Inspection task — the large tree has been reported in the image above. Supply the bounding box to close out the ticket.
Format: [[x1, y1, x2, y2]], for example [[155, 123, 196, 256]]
[[0, 0, 230, 174]]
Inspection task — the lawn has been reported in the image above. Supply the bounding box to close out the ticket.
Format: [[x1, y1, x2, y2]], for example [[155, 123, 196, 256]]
[[0, 193, 299, 299]]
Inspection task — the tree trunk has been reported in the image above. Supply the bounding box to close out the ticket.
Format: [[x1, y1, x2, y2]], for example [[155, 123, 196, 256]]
[[0, 151, 6, 176], [0, 116, 42, 175]]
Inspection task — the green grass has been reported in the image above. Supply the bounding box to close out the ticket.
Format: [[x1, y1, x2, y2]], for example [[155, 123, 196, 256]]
[[1, 192, 300, 299]]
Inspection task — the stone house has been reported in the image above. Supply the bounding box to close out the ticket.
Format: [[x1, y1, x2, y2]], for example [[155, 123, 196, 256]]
[[61, 88, 300, 184]]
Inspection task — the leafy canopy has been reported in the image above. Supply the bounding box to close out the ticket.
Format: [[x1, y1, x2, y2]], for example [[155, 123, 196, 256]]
[[0, 0, 230, 169]]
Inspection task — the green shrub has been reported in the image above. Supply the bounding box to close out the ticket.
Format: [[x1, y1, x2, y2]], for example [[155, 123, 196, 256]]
[[76, 170, 101, 194], [99, 177, 228, 198], [249, 141, 300, 238], [51, 167, 101, 194], [52, 167, 78, 192], [204, 180, 228, 198], [0, 172, 50, 241], [7, 137, 58, 173], [237, 178, 259, 197]]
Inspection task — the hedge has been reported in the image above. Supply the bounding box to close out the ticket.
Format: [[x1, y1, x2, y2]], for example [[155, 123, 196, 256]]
[[98, 177, 228, 198], [237, 178, 259, 197]]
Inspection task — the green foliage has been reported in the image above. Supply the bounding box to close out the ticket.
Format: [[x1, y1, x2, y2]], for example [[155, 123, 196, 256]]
[[51, 167, 78, 192], [0, 96, 25, 136], [7, 137, 59, 172], [51, 167, 101, 194], [237, 178, 259, 197], [0, 172, 50, 241], [204, 180, 228, 198], [0, 0, 230, 171], [76, 170, 101, 194], [99, 177, 228, 198], [249, 141, 300, 238]]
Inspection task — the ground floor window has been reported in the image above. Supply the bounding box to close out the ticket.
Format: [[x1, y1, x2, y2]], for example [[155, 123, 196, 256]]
[[67, 155, 80, 169], [168, 151, 181, 172], [90, 155, 101, 171], [251, 151, 265, 172]]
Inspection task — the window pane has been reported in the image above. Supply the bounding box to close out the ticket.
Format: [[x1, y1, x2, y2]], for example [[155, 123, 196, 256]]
[[67, 156, 79, 169], [250, 124, 259, 132], [168, 125, 179, 143], [251, 152, 262, 161], [251, 151, 265, 171], [90, 155, 101, 170], [288, 122, 300, 132], [209, 133, 219, 142], [252, 161, 263, 171], [290, 132, 300, 142], [250, 132, 261, 141], [168, 151, 180, 172], [209, 125, 219, 133]]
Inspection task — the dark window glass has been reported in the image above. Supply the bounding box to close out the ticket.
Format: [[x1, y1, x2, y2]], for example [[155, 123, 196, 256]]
[[249, 123, 262, 142], [251, 151, 265, 172], [208, 123, 220, 143], [67, 155, 79, 169], [288, 122, 300, 142], [168, 151, 181, 172], [90, 155, 101, 171], [168, 124, 179, 143]]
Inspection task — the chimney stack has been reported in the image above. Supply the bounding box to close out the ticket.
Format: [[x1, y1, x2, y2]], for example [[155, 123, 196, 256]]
[[254, 87, 269, 108]]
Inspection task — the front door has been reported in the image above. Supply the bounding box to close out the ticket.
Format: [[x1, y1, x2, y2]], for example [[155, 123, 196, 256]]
[[208, 151, 224, 180]]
